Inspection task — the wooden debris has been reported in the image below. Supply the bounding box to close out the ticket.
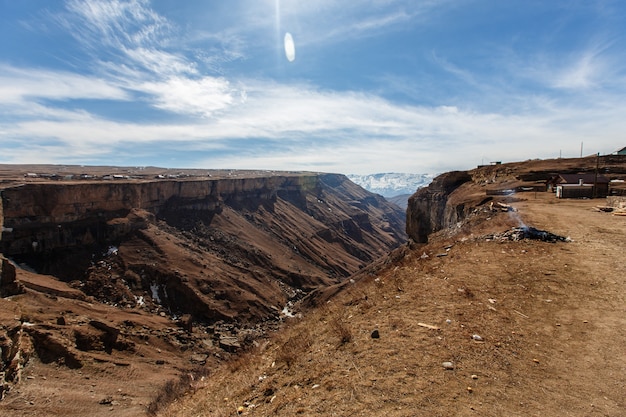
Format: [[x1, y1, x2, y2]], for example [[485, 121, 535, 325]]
[[594, 206, 614, 212], [417, 322, 440, 330], [513, 310, 529, 319], [496, 202, 516, 212]]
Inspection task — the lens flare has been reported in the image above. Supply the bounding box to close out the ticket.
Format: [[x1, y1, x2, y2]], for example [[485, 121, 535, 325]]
[[284, 32, 295, 62]]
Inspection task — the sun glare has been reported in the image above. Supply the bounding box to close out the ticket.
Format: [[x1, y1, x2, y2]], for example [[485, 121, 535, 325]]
[[284, 32, 296, 62]]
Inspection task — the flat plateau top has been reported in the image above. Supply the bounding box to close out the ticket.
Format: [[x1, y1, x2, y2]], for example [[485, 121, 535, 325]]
[[0, 164, 318, 188]]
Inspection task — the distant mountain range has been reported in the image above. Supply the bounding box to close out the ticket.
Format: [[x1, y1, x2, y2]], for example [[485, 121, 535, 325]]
[[347, 173, 435, 198]]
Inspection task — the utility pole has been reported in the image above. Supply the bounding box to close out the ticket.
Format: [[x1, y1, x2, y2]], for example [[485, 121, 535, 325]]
[[593, 152, 599, 198], [580, 142, 583, 158]]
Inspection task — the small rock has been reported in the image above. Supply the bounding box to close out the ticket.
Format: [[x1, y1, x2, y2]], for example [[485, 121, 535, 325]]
[[371, 329, 380, 339], [190, 353, 208, 364], [442, 361, 454, 370], [99, 397, 113, 405], [472, 334, 483, 341], [471, 374, 478, 380], [155, 359, 165, 365]]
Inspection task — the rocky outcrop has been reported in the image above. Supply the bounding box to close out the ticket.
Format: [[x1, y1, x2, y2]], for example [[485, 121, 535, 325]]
[[406, 171, 472, 243], [0, 257, 24, 297]]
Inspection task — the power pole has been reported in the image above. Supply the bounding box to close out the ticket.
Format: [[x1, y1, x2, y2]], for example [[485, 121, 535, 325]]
[[580, 142, 583, 158], [593, 152, 599, 198]]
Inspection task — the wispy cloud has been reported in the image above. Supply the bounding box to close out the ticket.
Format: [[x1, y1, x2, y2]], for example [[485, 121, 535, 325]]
[[1, 0, 624, 174], [0, 65, 129, 105], [138, 76, 236, 117]]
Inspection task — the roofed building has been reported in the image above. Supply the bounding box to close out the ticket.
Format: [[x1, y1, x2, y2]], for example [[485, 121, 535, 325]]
[[547, 173, 610, 199], [612, 146, 626, 156]]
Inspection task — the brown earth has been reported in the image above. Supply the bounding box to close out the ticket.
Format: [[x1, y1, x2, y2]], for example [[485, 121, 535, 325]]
[[1, 158, 625, 416], [0, 165, 406, 416], [160, 182, 626, 416]]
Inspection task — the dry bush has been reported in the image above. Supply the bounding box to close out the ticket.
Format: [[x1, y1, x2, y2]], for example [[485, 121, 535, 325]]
[[276, 329, 312, 369], [146, 366, 211, 416], [329, 316, 353, 345]]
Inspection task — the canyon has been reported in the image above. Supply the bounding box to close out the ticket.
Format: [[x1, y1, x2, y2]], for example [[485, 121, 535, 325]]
[[0, 166, 405, 415], [1, 155, 625, 416]]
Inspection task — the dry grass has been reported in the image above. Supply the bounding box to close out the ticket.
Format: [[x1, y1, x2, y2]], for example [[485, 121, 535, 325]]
[[158, 194, 626, 417], [275, 327, 312, 369], [329, 315, 353, 345], [146, 366, 211, 416]]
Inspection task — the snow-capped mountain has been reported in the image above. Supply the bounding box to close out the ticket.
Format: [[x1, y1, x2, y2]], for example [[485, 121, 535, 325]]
[[347, 173, 435, 198]]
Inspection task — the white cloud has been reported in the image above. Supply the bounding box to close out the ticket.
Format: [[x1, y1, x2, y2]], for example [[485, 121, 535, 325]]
[[122, 47, 198, 76], [138, 76, 235, 117], [2, 74, 623, 173], [0, 65, 129, 105], [64, 0, 171, 48]]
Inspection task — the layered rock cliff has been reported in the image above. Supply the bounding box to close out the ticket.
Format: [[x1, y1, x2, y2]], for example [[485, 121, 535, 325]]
[[405, 171, 472, 243], [1, 171, 406, 324], [405, 155, 626, 243]]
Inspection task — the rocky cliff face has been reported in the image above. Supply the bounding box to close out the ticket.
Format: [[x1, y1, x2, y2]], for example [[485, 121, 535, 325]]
[[1, 172, 405, 324], [405, 155, 626, 244], [405, 171, 472, 243]]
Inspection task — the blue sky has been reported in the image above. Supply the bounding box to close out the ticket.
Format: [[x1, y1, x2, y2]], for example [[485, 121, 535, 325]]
[[1, 0, 625, 174]]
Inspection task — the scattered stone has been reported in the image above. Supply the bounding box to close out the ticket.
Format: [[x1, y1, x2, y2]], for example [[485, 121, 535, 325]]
[[471, 374, 478, 380], [190, 353, 208, 364], [472, 334, 483, 341], [371, 329, 380, 339], [57, 316, 66, 326], [155, 359, 165, 365], [179, 314, 193, 333], [99, 397, 113, 405], [219, 336, 241, 352], [442, 361, 454, 370]]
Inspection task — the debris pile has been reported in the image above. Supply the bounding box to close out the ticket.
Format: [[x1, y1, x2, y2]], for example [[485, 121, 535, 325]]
[[485, 226, 570, 243]]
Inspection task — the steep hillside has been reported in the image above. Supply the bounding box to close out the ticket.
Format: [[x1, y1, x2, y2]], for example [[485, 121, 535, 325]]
[[158, 156, 626, 417], [0, 166, 406, 416]]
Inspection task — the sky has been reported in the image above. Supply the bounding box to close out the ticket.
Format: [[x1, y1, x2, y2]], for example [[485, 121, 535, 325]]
[[1, 0, 625, 175]]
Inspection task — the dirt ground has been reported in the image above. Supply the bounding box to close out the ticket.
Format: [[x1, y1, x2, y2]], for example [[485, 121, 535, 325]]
[[159, 192, 626, 417], [1, 157, 625, 416]]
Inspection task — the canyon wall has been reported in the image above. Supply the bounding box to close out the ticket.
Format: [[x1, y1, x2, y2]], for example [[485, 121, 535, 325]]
[[1, 172, 406, 324], [405, 171, 472, 243], [1, 175, 318, 256]]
